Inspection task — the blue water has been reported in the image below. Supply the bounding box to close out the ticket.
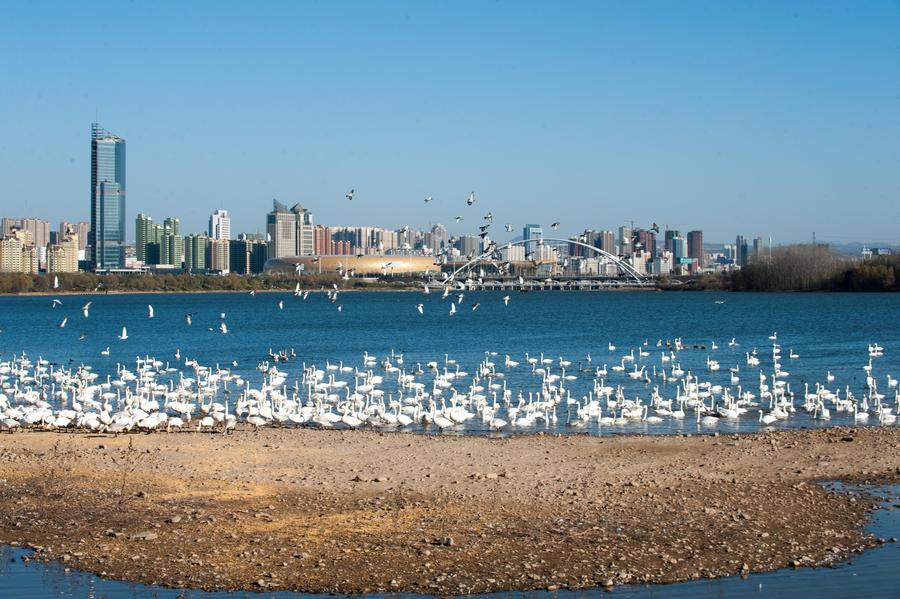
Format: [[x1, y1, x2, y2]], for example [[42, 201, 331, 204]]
[[2, 484, 897, 598], [0, 291, 898, 435]]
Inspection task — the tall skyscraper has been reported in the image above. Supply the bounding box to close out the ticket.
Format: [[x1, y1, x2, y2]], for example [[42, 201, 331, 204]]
[[209, 209, 231, 240], [160, 217, 182, 267], [429, 224, 448, 255], [598, 230, 616, 254], [89, 123, 126, 271], [735, 235, 749, 267], [752, 236, 764, 261], [687, 230, 704, 270], [664, 229, 681, 254], [635, 229, 657, 257], [672, 235, 687, 264], [135, 213, 154, 263], [266, 200, 314, 259], [618, 226, 633, 257], [184, 234, 207, 272], [207, 238, 230, 273], [523, 224, 542, 257]]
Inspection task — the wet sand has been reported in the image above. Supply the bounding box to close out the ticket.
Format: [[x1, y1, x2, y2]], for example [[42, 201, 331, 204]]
[[0, 427, 897, 594]]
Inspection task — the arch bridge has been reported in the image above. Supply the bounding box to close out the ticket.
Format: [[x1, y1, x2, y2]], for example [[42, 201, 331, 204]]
[[442, 237, 647, 286]]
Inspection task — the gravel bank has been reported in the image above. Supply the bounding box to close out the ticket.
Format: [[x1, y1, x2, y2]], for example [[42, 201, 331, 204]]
[[0, 426, 897, 594]]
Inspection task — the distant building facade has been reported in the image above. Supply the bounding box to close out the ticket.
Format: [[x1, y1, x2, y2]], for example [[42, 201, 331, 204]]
[[209, 209, 231, 240], [523, 224, 542, 257], [46, 226, 79, 273], [207, 238, 230, 273], [266, 200, 314, 259], [184, 234, 207, 272], [687, 230, 704, 270], [230, 237, 267, 274], [1, 218, 50, 249], [0, 229, 38, 273]]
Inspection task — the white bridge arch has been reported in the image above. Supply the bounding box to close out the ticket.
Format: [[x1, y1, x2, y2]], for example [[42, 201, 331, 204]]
[[443, 237, 647, 286]]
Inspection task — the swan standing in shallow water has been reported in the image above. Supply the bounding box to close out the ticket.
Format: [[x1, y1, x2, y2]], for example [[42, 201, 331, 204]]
[[0, 325, 892, 438]]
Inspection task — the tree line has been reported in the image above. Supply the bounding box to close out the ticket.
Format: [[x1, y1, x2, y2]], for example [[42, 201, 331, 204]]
[[729, 244, 897, 291], [0, 272, 413, 294]]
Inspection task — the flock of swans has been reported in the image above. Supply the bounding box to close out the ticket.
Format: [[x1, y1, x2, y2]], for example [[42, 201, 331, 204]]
[[0, 332, 896, 434]]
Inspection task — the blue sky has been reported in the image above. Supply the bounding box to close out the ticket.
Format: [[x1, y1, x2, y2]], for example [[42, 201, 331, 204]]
[[1, 1, 899, 244]]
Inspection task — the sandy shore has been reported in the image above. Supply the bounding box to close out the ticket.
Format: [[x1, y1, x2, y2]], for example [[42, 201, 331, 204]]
[[0, 427, 897, 594]]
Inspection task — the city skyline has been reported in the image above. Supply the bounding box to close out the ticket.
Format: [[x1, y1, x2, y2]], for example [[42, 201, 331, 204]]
[[2, 2, 900, 244]]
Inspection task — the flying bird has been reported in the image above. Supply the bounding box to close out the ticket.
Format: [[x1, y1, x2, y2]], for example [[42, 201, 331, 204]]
[[455, 216, 463, 223], [504, 224, 513, 232], [346, 189, 355, 201], [118, 326, 128, 340], [337, 305, 343, 313], [81, 301, 92, 318], [484, 212, 493, 222], [467, 191, 475, 206], [551, 222, 560, 230], [185, 313, 193, 326], [147, 304, 154, 319], [503, 295, 510, 306], [219, 322, 228, 334], [58, 317, 68, 329], [53, 275, 59, 289], [651, 222, 660, 233], [278, 300, 284, 310], [471, 303, 480, 311], [424, 196, 432, 203], [449, 303, 457, 316], [416, 303, 424, 314], [51, 299, 62, 308]]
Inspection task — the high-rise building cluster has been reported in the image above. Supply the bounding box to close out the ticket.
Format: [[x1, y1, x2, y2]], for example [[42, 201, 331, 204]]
[[0, 121, 771, 279], [562, 227, 709, 276], [0, 217, 87, 274]]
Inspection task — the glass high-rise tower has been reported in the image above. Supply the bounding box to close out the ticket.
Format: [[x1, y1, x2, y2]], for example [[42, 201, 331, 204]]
[[90, 122, 126, 271]]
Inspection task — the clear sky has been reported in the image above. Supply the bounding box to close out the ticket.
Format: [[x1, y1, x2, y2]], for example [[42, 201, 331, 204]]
[[1, 1, 899, 244]]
